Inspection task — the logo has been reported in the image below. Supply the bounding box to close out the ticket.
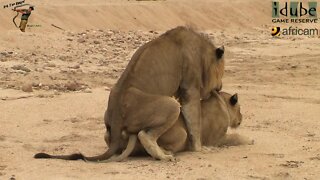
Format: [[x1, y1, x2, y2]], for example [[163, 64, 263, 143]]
[[271, 1, 320, 37], [272, 1, 317, 18], [3, 0, 25, 9], [271, 26, 319, 36], [272, 27, 281, 36], [2, 1, 38, 32], [272, 1, 319, 23]]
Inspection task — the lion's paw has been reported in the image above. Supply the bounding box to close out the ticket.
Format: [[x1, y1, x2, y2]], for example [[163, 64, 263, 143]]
[[161, 154, 176, 162], [160, 147, 173, 156]]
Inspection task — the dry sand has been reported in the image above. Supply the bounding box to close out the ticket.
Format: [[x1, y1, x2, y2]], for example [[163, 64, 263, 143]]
[[0, 0, 319, 179]]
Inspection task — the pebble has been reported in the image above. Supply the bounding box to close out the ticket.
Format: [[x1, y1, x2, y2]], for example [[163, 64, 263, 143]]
[[69, 64, 80, 69], [83, 88, 92, 93], [21, 84, 33, 92], [59, 56, 68, 61], [54, 91, 61, 95], [42, 86, 50, 91], [77, 38, 86, 43], [0, 52, 8, 56], [93, 40, 101, 44], [46, 63, 56, 68], [65, 82, 81, 91], [11, 65, 31, 72]]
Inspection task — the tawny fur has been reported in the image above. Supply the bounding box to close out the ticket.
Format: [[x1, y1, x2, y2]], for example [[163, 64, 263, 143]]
[[34, 26, 225, 162], [111, 91, 252, 162]]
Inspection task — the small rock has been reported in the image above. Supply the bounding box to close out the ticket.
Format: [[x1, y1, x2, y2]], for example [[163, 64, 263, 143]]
[[32, 82, 41, 87], [10, 175, 15, 180], [65, 82, 81, 91], [77, 38, 86, 43], [21, 84, 33, 92], [275, 172, 291, 178], [35, 68, 43, 72], [107, 31, 114, 35], [69, 64, 80, 69], [42, 86, 50, 91], [59, 56, 68, 61], [46, 63, 56, 68], [67, 38, 73, 41], [11, 65, 31, 72], [67, 32, 74, 36], [83, 88, 92, 93], [93, 40, 101, 44], [0, 52, 8, 56], [54, 91, 61, 95], [85, 49, 93, 54]]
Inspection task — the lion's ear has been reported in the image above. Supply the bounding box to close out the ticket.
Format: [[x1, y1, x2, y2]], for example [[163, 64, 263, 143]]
[[216, 46, 224, 60], [230, 93, 238, 106]]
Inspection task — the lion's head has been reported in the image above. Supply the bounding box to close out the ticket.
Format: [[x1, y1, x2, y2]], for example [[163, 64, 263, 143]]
[[220, 92, 242, 128], [201, 44, 225, 97]]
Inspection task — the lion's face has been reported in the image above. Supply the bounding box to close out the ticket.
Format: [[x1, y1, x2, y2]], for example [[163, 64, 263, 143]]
[[228, 94, 242, 128], [221, 93, 242, 128]]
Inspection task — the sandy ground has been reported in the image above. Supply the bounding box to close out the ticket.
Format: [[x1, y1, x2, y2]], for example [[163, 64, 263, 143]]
[[0, 0, 320, 179]]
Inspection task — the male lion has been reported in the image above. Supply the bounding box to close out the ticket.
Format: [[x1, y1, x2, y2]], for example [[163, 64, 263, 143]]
[[103, 91, 253, 162], [34, 26, 225, 161]]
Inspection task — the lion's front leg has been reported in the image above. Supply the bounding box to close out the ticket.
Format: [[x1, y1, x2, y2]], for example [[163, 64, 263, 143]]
[[217, 134, 254, 147], [180, 88, 202, 151]]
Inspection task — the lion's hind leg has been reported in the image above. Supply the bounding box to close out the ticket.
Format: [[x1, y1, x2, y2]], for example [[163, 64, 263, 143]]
[[124, 87, 180, 161], [138, 131, 175, 161], [137, 97, 180, 161]]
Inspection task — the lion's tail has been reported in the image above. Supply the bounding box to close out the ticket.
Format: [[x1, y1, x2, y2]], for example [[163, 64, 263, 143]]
[[98, 134, 137, 163], [34, 110, 123, 162], [33, 132, 137, 162], [34, 127, 121, 162]]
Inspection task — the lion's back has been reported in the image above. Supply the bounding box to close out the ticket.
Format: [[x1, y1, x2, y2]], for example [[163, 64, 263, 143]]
[[115, 26, 210, 95]]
